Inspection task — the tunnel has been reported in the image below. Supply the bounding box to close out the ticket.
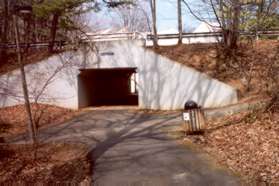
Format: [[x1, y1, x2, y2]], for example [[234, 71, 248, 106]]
[[78, 68, 138, 108]]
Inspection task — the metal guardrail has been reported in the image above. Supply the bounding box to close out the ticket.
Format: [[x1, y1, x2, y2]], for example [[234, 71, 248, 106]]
[[0, 41, 67, 49], [147, 32, 222, 39], [0, 33, 145, 49], [82, 32, 145, 42], [147, 30, 279, 40], [1, 30, 278, 49]]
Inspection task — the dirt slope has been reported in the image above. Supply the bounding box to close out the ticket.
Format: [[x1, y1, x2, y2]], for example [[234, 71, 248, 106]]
[[152, 40, 279, 100], [0, 104, 80, 139]]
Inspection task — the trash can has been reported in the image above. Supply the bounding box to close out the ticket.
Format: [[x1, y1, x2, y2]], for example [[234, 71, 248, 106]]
[[182, 101, 205, 134]]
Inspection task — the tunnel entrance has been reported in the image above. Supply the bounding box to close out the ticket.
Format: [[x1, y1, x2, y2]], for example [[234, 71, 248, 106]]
[[78, 68, 138, 108]]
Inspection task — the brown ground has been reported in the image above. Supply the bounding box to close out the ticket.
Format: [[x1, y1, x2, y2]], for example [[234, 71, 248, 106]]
[[165, 46, 279, 182], [0, 143, 91, 184], [153, 40, 279, 183], [1, 40, 278, 183], [180, 110, 279, 183], [0, 104, 91, 184], [152, 40, 279, 99], [0, 104, 80, 139]]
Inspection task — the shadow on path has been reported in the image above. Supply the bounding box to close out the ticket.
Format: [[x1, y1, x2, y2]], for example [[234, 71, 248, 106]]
[[8, 109, 240, 185], [85, 110, 240, 186]]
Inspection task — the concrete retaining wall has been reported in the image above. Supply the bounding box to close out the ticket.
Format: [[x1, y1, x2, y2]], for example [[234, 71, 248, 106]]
[[0, 52, 83, 108], [0, 40, 238, 110]]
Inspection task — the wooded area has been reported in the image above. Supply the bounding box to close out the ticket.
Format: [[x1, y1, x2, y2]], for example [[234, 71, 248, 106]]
[[0, 0, 97, 62], [148, 0, 279, 48], [0, 0, 279, 184], [1, 0, 278, 53], [0, 0, 278, 147], [180, 0, 278, 48]]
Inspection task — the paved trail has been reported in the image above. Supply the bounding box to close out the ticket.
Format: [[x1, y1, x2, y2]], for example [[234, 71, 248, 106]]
[[12, 109, 240, 186]]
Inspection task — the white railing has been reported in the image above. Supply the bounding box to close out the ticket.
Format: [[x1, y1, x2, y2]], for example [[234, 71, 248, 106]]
[[1, 30, 278, 49], [82, 30, 279, 43], [82, 32, 146, 42], [147, 30, 279, 40]]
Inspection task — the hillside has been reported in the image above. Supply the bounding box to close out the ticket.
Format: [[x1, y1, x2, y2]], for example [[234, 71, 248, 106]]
[[0, 49, 51, 75], [152, 40, 279, 101], [154, 40, 279, 183]]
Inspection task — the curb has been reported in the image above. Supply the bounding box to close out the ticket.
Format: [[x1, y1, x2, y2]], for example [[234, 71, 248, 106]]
[[203, 99, 271, 119]]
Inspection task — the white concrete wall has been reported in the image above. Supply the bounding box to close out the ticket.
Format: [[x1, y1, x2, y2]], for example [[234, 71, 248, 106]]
[[0, 40, 238, 110], [0, 52, 83, 108], [86, 40, 237, 109]]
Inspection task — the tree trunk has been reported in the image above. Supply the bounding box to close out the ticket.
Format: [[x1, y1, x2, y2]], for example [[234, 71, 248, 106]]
[[33, 17, 39, 43], [177, 0, 183, 44], [49, 13, 60, 53], [255, 1, 264, 40], [24, 17, 31, 53], [150, 0, 158, 48], [230, 1, 240, 49], [13, 15, 36, 144], [0, 0, 9, 65], [221, 1, 240, 49]]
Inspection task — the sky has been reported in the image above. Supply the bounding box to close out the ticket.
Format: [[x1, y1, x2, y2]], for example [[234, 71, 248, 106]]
[[87, 0, 212, 33], [156, 0, 201, 32]]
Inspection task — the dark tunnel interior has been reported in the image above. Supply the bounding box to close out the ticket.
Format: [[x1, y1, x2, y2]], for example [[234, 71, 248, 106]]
[[78, 68, 138, 108]]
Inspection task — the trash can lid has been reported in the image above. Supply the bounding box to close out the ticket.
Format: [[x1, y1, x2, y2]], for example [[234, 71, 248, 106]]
[[184, 100, 198, 110]]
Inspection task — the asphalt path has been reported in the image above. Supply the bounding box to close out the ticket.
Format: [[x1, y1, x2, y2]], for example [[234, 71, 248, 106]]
[[10, 108, 240, 186]]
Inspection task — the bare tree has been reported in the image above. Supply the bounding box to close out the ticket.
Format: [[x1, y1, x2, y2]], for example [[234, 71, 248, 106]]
[[221, 0, 242, 49], [0, 0, 9, 64], [150, 0, 158, 48], [214, 0, 271, 48], [182, 0, 269, 49], [178, 0, 183, 44], [112, 2, 151, 32], [13, 12, 37, 144]]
